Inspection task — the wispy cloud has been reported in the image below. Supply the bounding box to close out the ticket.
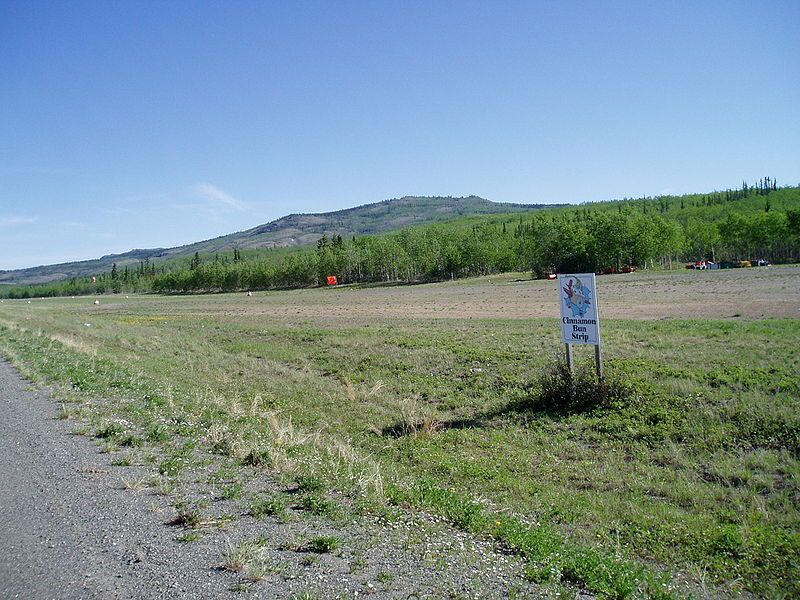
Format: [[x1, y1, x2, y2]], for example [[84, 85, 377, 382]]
[[0, 216, 38, 226], [192, 182, 248, 211]]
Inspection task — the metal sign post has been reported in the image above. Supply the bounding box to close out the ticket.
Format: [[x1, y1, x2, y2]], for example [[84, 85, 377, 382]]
[[595, 344, 604, 380], [565, 342, 574, 374], [557, 273, 603, 380]]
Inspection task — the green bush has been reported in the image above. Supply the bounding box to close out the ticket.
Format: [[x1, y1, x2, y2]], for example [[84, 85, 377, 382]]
[[527, 360, 636, 415]]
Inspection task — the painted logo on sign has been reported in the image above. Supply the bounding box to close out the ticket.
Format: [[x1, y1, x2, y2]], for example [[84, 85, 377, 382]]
[[562, 276, 592, 317]]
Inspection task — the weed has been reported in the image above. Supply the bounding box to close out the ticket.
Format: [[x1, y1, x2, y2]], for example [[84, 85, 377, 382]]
[[250, 494, 287, 519], [223, 540, 258, 572], [158, 448, 193, 476], [375, 570, 395, 583], [177, 531, 201, 543], [391, 480, 674, 599], [246, 560, 271, 582], [208, 466, 237, 483], [343, 377, 357, 402], [204, 424, 236, 456], [242, 448, 271, 467], [278, 534, 306, 552], [301, 554, 319, 566], [222, 537, 276, 581], [388, 395, 441, 437], [146, 423, 170, 443], [95, 422, 124, 439], [111, 454, 133, 466], [57, 403, 81, 420], [297, 493, 337, 517], [152, 476, 176, 496], [158, 456, 181, 476], [99, 441, 118, 454], [119, 434, 142, 447], [121, 476, 148, 491], [308, 535, 342, 554], [221, 482, 244, 500], [349, 553, 367, 572], [296, 474, 325, 493], [171, 502, 203, 528]]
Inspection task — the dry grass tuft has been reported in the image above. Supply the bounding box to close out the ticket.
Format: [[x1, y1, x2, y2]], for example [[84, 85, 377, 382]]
[[266, 411, 313, 448], [344, 377, 357, 402], [395, 395, 441, 437], [365, 380, 385, 400], [50, 333, 98, 356]]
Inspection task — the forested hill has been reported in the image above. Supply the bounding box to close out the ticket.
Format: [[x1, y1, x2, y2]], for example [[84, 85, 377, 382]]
[[0, 196, 550, 285], [4, 180, 798, 298]]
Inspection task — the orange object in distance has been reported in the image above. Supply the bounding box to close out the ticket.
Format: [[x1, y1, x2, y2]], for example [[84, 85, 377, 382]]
[[326, 276, 338, 286]]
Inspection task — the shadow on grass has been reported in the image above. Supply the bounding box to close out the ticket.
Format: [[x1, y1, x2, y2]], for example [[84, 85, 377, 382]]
[[379, 416, 486, 438], [378, 362, 637, 438]]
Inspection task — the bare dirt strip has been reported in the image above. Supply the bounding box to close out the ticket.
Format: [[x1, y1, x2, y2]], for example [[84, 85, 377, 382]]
[[169, 265, 800, 324]]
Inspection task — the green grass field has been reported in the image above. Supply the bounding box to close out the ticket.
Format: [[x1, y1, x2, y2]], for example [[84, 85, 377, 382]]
[[1, 270, 797, 598]]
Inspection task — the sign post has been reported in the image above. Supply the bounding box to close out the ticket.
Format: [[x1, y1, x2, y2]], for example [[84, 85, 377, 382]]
[[557, 273, 603, 379]]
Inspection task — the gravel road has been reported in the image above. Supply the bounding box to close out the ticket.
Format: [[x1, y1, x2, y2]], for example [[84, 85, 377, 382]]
[[0, 359, 238, 599], [0, 359, 542, 599]]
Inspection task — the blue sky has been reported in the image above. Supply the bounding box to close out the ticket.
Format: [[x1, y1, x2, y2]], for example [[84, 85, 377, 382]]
[[1, 0, 798, 270]]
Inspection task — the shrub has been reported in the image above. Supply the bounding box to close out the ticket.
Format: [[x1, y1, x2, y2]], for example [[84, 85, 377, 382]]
[[526, 360, 636, 415]]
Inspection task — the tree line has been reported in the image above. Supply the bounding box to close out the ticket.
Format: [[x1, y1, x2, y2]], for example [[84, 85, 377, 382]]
[[150, 204, 799, 293], [2, 183, 798, 298]]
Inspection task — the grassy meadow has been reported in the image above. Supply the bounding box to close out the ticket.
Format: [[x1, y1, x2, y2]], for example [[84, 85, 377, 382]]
[[0, 268, 798, 598]]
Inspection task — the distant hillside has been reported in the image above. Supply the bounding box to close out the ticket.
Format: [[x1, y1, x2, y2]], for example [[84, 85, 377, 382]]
[[0, 196, 552, 284]]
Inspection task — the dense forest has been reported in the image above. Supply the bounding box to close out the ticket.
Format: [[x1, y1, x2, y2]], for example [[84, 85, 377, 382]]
[[3, 180, 799, 298]]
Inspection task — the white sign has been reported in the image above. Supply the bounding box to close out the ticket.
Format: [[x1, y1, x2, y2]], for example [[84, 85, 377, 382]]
[[558, 273, 601, 345]]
